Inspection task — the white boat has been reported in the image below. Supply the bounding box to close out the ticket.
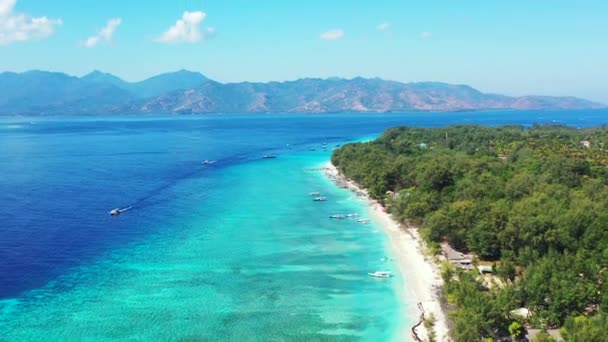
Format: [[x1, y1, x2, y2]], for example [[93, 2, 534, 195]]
[[368, 271, 392, 278], [313, 196, 327, 202], [357, 219, 370, 225], [329, 214, 346, 219], [346, 213, 359, 217], [262, 154, 277, 159], [109, 206, 132, 216], [309, 192, 321, 196], [202, 160, 216, 165]]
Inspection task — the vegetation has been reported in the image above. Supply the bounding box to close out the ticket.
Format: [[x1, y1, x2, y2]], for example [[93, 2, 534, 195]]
[[332, 125, 608, 341], [423, 313, 437, 342], [560, 314, 608, 341]]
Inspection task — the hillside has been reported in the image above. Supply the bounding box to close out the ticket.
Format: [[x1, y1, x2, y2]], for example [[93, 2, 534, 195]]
[[133, 78, 604, 114], [0, 71, 604, 115]]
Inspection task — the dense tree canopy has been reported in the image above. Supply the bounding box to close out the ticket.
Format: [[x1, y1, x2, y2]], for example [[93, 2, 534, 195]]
[[332, 125, 608, 341]]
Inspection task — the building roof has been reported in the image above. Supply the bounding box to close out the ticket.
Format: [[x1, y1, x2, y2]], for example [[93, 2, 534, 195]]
[[477, 265, 494, 273], [441, 243, 467, 261]]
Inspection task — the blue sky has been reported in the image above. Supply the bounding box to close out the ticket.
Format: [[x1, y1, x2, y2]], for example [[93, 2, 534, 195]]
[[1, 0, 607, 102]]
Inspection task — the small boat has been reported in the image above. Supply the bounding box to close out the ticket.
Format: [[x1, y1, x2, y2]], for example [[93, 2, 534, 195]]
[[309, 192, 321, 197], [357, 218, 370, 224], [108, 206, 132, 216], [313, 197, 327, 202], [202, 160, 216, 165], [368, 271, 392, 278], [346, 213, 359, 218], [329, 214, 346, 219], [262, 154, 277, 159]]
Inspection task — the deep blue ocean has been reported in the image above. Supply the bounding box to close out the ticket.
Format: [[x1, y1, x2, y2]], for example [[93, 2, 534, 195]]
[[1, 110, 607, 340]]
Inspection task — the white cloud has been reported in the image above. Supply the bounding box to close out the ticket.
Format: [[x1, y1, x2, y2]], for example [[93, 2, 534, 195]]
[[420, 31, 432, 39], [0, 0, 15, 16], [377, 22, 390, 31], [0, 0, 62, 45], [320, 29, 344, 41], [84, 18, 122, 48], [156, 11, 213, 44]]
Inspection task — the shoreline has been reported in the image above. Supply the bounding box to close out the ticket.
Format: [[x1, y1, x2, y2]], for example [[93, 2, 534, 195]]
[[323, 162, 449, 341]]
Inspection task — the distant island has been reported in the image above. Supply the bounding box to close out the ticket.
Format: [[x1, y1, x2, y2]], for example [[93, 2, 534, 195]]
[[332, 125, 608, 341], [0, 70, 604, 115]]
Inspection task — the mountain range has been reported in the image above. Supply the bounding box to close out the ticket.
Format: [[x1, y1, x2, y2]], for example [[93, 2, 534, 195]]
[[0, 70, 604, 115]]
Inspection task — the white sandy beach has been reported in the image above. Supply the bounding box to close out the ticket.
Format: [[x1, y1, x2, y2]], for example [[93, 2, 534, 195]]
[[324, 163, 449, 341]]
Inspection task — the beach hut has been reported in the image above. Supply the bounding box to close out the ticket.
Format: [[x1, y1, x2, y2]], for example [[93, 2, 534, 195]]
[[441, 243, 473, 270]]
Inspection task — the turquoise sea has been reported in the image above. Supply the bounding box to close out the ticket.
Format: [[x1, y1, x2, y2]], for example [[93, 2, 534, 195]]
[[1, 111, 607, 341]]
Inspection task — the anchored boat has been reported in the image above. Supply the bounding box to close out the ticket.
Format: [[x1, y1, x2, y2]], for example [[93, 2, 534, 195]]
[[368, 271, 392, 278]]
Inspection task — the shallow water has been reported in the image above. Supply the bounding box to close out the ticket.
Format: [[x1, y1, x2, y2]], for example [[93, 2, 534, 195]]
[[1, 111, 607, 340]]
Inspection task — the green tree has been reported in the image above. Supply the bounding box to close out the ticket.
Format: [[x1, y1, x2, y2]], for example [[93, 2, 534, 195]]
[[561, 314, 608, 342], [509, 321, 524, 339]]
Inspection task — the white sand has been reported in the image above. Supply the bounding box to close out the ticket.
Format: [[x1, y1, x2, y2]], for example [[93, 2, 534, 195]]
[[324, 163, 450, 341]]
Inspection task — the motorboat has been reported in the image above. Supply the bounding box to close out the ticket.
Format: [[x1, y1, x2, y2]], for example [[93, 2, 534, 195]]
[[346, 213, 359, 218], [313, 197, 327, 202], [329, 214, 346, 219], [368, 271, 392, 278], [357, 219, 370, 224], [262, 154, 277, 159], [309, 192, 321, 196], [109, 206, 132, 216], [202, 160, 217, 165]]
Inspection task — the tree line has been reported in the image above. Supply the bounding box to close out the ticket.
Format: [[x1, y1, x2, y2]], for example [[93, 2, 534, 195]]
[[332, 125, 608, 341]]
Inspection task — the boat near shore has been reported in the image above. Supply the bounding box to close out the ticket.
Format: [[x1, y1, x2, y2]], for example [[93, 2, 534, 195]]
[[368, 271, 392, 278], [313, 197, 327, 202]]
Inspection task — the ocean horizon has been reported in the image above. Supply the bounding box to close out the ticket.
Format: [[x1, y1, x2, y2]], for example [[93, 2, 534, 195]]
[[2, 110, 608, 340]]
